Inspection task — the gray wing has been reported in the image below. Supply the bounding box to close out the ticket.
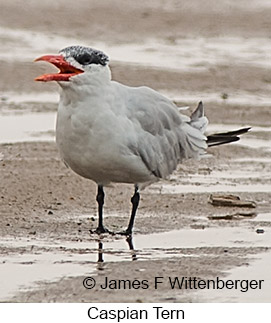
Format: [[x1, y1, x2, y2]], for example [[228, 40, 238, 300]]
[[126, 86, 208, 179]]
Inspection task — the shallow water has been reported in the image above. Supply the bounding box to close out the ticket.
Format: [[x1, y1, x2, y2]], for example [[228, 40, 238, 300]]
[[0, 91, 58, 104], [0, 218, 270, 301], [0, 112, 55, 143]]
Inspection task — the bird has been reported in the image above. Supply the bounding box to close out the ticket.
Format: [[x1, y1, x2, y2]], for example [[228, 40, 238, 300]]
[[35, 45, 250, 235]]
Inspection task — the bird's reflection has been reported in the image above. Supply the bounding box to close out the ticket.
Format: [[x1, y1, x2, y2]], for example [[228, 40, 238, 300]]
[[97, 235, 137, 267], [126, 235, 137, 261], [98, 241, 104, 263]]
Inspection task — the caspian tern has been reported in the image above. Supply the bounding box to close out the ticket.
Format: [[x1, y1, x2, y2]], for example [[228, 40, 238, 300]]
[[35, 45, 250, 235]]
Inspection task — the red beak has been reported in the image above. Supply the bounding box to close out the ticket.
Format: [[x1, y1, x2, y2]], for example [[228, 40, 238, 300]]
[[35, 55, 83, 82]]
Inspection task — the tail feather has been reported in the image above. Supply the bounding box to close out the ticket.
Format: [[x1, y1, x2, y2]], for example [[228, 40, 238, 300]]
[[181, 101, 208, 159], [187, 101, 250, 150], [207, 127, 251, 147], [189, 101, 209, 133]]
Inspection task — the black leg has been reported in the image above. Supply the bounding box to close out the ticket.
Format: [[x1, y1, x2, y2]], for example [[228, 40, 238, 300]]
[[93, 185, 109, 234], [120, 185, 140, 236]]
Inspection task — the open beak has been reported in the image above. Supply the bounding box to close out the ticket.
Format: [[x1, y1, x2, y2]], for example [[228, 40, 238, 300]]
[[35, 55, 83, 82]]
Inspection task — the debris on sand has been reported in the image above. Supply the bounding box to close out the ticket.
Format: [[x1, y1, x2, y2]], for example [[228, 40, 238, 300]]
[[208, 211, 257, 220], [209, 194, 257, 208]]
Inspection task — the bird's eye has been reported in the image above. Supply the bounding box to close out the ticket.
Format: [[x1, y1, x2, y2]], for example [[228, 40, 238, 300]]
[[75, 53, 93, 65]]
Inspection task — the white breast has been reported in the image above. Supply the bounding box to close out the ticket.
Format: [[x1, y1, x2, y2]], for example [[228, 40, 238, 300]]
[[55, 83, 153, 185]]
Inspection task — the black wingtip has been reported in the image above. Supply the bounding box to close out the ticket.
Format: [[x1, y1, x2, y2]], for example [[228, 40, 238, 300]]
[[207, 127, 251, 147]]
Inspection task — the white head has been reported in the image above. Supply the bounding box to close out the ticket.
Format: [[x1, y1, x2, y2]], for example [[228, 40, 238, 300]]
[[35, 45, 111, 87]]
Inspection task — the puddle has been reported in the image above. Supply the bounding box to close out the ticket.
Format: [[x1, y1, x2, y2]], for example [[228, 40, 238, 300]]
[[0, 238, 131, 301], [0, 112, 55, 143], [0, 91, 58, 104], [251, 213, 271, 222], [0, 224, 270, 301]]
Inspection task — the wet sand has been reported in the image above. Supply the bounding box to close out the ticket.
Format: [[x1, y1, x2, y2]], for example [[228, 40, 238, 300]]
[[0, 0, 271, 302]]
